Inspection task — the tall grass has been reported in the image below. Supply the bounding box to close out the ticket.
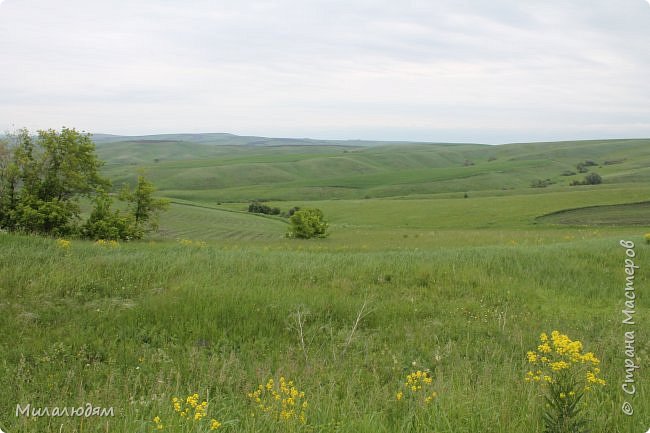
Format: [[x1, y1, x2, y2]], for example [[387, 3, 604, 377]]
[[1, 232, 647, 432]]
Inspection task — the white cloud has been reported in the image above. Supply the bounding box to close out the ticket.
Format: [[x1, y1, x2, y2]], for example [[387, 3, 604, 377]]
[[1, 0, 649, 143]]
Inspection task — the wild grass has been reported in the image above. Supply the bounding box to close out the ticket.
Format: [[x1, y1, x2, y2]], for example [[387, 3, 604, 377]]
[[1, 232, 648, 432]]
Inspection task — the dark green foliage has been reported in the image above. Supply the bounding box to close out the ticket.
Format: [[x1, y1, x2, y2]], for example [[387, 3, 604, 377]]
[[542, 376, 589, 433], [576, 161, 597, 174], [584, 173, 602, 185], [560, 170, 576, 176], [119, 175, 170, 232], [0, 128, 168, 240], [570, 173, 602, 186], [0, 128, 107, 236], [248, 201, 281, 215], [286, 208, 328, 239], [531, 179, 554, 188], [287, 206, 301, 217], [81, 192, 142, 240]]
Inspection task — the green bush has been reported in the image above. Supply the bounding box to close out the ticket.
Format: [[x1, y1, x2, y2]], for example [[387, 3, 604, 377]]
[[287, 208, 328, 239], [570, 172, 602, 186], [81, 192, 142, 240], [248, 201, 281, 215], [584, 172, 602, 185]]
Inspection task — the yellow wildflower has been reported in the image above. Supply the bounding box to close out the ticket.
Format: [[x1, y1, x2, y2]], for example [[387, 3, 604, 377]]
[[57, 239, 71, 249]]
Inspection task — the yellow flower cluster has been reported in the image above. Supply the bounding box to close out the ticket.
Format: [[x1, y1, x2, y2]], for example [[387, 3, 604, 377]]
[[396, 370, 438, 404], [152, 393, 221, 430], [172, 394, 209, 420], [56, 239, 71, 249], [525, 331, 606, 389], [247, 376, 308, 424], [645, 233, 650, 244], [95, 239, 119, 248], [178, 239, 207, 247]]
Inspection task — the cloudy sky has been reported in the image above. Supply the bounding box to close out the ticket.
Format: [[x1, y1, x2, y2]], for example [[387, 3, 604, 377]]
[[1, 0, 649, 143]]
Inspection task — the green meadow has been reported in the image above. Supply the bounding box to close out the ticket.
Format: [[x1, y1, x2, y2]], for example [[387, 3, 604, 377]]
[[1, 135, 649, 432]]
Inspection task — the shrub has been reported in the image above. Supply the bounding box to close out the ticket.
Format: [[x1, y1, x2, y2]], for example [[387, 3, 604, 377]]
[[584, 172, 602, 185], [570, 173, 602, 186], [287, 208, 328, 239], [248, 201, 281, 215], [81, 192, 142, 240], [531, 179, 554, 188]]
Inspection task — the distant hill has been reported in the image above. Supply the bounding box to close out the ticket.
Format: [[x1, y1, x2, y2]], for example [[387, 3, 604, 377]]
[[94, 133, 650, 203], [91, 132, 476, 147]]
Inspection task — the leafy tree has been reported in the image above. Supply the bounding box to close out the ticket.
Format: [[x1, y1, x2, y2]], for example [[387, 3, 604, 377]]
[[0, 127, 169, 239], [0, 138, 19, 228], [119, 175, 170, 233], [287, 208, 328, 239], [0, 128, 107, 235]]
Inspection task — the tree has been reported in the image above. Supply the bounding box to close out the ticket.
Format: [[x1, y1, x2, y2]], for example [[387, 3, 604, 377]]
[[286, 208, 328, 239], [0, 128, 107, 235], [0, 127, 169, 240], [119, 175, 169, 233]]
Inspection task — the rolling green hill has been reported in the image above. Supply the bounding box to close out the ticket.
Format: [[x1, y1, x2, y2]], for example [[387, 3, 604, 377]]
[[96, 135, 650, 204], [90, 133, 650, 243]]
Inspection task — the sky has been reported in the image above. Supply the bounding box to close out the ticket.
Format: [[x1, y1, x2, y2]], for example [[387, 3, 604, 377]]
[[0, 0, 649, 144]]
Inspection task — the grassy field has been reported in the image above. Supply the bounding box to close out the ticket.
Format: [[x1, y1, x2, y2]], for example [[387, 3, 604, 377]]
[[2, 135, 649, 433]]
